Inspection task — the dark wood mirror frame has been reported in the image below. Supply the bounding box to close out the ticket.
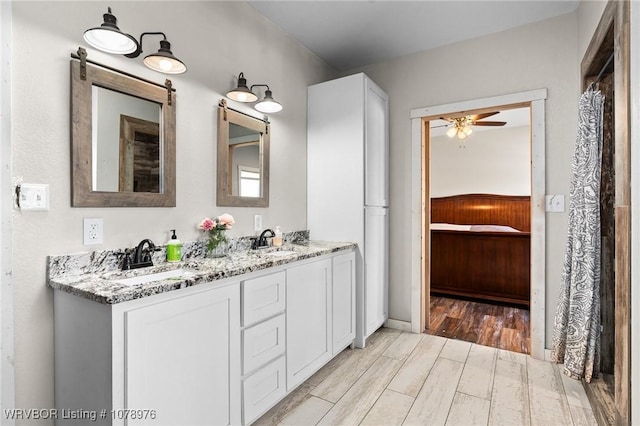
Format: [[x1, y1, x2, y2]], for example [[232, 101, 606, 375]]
[[216, 100, 270, 207], [70, 59, 176, 207]]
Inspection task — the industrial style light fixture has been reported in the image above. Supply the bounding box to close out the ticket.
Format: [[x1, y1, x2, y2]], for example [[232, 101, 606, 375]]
[[226, 72, 258, 102], [83, 7, 187, 74], [252, 85, 284, 113], [226, 72, 283, 113]]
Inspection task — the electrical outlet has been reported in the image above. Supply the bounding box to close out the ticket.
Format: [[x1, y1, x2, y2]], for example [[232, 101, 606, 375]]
[[254, 214, 263, 232], [83, 218, 104, 245]]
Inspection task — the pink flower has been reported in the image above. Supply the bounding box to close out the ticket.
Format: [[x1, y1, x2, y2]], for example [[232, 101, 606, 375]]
[[198, 217, 215, 232], [218, 213, 235, 229]]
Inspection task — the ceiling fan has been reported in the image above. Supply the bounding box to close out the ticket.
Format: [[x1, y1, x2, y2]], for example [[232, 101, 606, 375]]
[[439, 112, 507, 140]]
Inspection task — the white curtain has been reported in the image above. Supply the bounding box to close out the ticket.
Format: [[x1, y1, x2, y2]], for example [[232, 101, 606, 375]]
[[551, 86, 604, 382]]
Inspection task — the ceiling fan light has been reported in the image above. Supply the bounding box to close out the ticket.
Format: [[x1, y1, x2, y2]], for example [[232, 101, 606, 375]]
[[464, 126, 473, 136], [446, 127, 457, 138]]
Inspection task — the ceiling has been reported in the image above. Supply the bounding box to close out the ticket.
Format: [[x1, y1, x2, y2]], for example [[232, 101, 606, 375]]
[[248, 1, 579, 71]]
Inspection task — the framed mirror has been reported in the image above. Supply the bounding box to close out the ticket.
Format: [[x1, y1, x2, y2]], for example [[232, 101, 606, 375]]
[[70, 57, 176, 207], [217, 100, 270, 207]]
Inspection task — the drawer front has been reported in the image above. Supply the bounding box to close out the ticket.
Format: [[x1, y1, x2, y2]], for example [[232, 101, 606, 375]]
[[242, 271, 286, 327], [242, 356, 286, 425], [243, 314, 285, 375]]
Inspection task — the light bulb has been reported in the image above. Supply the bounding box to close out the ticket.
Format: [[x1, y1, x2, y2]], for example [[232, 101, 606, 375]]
[[447, 127, 457, 138]]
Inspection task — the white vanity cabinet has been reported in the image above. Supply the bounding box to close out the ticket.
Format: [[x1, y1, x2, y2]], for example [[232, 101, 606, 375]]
[[52, 246, 357, 426], [240, 272, 287, 425], [286, 258, 333, 391], [54, 281, 241, 426], [332, 251, 357, 355]]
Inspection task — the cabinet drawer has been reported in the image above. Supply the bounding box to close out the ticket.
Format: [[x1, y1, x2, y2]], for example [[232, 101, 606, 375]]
[[243, 314, 285, 375], [242, 271, 286, 327], [243, 356, 286, 425]]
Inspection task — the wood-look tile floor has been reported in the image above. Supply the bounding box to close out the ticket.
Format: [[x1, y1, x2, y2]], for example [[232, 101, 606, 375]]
[[254, 328, 597, 426], [426, 296, 531, 355]]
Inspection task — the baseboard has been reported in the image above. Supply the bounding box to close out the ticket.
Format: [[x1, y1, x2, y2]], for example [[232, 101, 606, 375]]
[[385, 318, 412, 332]]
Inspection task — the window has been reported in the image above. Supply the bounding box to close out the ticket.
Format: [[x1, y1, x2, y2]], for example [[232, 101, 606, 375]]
[[238, 166, 260, 197]]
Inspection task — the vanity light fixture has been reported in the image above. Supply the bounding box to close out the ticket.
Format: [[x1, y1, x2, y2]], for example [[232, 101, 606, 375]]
[[126, 32, 187, 75], [253, 85, 284, 113], [226, 72, 283, 113], [83, 8, 187, 74], [226, 72, 259, 102], [83, 7, 138, 54]]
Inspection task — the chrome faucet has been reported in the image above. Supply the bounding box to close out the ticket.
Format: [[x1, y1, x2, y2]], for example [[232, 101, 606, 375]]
[[253, 229, 275, 249]]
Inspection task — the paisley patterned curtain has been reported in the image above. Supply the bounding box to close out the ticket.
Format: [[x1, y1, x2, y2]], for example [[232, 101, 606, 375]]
[[551, 86, 604, 382]]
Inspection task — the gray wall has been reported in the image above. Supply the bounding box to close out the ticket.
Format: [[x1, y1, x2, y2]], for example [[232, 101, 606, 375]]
[[8, 0, 613, 418], [11, 1, 335, 415], [351, 12, 579, 345]]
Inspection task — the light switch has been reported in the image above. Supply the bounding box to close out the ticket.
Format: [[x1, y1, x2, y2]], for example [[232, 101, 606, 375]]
[[19, 183, 50, 211], [254, 215, 263, 232], [545, 195, 565, 213]]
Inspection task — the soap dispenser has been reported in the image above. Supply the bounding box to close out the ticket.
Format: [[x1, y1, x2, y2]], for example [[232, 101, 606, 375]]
[[166, 229, 182, 262], [273, 226, 283, 247]]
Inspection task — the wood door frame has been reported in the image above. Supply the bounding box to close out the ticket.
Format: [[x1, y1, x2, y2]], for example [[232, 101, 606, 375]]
[[580, 1, 631, 424], [409, 89, 547, 360]]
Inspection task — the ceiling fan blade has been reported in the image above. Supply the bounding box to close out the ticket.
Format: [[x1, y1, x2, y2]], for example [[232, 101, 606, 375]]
[[472, 121, 507, 126], [439, 117, 454, 122], [469, 112, 499, 121]]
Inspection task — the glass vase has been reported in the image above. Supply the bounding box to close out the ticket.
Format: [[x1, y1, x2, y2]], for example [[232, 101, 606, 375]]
[[204, 230, 228, 258]]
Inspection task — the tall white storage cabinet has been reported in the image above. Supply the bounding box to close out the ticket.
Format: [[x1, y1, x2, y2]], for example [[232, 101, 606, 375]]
[[307, 73, 389, 347]]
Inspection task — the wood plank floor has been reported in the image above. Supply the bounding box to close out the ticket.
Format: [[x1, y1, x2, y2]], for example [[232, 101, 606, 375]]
[[254, 328, 597, 426], [426, 295, 531, 355]]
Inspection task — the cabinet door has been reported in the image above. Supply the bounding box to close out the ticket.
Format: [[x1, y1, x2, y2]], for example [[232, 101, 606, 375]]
[[286, 258, 332, 391], [365, 207, 389, 338], [332, 251, 356, 355], [364, 78, 389, 207], [125, 283, 240, 426]]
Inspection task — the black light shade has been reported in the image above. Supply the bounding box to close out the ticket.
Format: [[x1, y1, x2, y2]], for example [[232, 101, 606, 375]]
[[226, 72, 258, 102], [83, 7, 138, 55], [143, 39, 187, 74]]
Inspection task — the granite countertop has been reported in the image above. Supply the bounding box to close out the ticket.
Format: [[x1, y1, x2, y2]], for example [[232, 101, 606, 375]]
[[47, 241, 356, 305]]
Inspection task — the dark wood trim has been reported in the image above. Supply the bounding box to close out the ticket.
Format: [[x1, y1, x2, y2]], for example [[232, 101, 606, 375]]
[[580, 1, 631, 424]]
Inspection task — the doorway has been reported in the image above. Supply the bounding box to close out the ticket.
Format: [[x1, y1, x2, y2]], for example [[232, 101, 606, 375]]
[[426, 110, 532, 354], [409, 89, 547, 360], [579, 1, 631, 423]]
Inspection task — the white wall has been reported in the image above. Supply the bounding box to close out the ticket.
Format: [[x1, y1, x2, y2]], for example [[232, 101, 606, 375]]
[[430, 125, 531, 198], [11, 1, 335, 416], [354, 12, 579, 347]]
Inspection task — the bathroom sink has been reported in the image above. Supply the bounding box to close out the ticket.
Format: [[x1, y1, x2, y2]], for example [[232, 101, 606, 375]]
[[111, 268, 196, 286], [264, 250, 297, 258]]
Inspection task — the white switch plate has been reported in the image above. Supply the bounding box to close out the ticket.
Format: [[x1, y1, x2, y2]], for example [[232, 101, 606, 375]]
[[19, 183, 49, 211], [254, 215, 263, 232], [545, 195, 565, 212], [83, 218, 104, 245]]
